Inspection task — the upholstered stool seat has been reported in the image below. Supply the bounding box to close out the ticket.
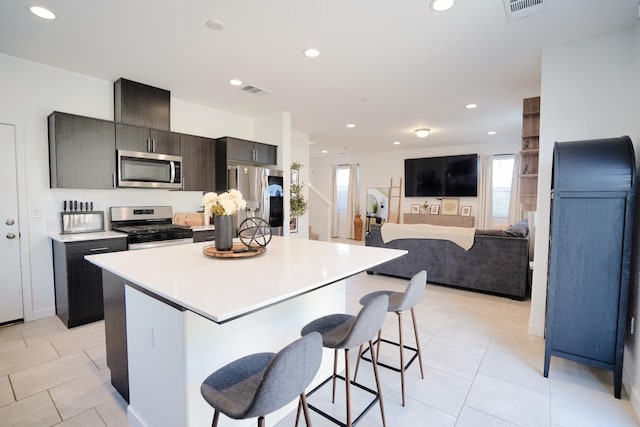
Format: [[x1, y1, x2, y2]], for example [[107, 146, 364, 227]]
[[201, 332, 322, 427], [355, 270, 427, 407], [298, 294, 389, 427]]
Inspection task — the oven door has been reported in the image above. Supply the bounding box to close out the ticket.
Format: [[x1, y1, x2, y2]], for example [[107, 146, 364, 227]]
[[128, 238, 193, 251], [117, 150, 182, 189]]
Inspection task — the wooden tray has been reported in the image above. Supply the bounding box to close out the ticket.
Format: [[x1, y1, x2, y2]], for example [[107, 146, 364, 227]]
[[203, 243, 267, 258]]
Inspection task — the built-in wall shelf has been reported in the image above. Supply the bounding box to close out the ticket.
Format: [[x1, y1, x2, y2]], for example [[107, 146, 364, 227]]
[[519, 96, 540, 211]]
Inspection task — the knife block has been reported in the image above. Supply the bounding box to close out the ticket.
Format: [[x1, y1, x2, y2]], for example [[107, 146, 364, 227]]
[[61, 211, 105, 234]]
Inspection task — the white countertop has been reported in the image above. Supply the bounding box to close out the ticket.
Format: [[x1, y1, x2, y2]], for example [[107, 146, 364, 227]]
[[190, 225, 215, 232], [86, 236, 406, 323], [49, 231, 127, 243]]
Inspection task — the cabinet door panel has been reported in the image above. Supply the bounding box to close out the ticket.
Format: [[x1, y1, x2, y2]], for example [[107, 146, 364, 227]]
[[254, 142, 277, 165], [181, 134, 215, 191], [226, 138, 255, 163], [151, 129, 180, 155], [116, 123, 149, 152], [49, 113, 116, 189], [549, 195, 624, 363]]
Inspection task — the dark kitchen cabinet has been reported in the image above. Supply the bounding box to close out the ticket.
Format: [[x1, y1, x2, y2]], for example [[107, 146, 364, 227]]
[[116, 123, 180, 155], [193, 229, 216, 243], [544, 136, 635, 399], [180, 134, 216, 191], [217, 136, 277, 165], [52, 237, 127, 328], [114, 78, 170, 130], [48, 112, 116, 189]]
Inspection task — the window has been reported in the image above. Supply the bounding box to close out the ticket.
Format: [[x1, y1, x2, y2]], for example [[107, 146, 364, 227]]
[[492, 154, 515, 224], [336, 165, 350, 212]]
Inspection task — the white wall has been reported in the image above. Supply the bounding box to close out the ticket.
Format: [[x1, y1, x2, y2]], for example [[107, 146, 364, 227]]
[[290, 130, 310, 239], [531, 27, 640, 414], [0, 53, 256, 320], [310, 139, 520, 228]]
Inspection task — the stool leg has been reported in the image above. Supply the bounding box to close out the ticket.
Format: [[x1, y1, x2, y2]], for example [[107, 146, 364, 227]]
[[344, 349, 352, 427], [397, 311, 406, 407], [300, 394, 312, 427], [332, 349, 338, 403], [212, 410, 219, 427], [294, 397, 302, 427], [376, 329, 382, 356], [257, 415, 265, 427], [369, 339, 387, 427], [353, 344, 364, 382], [411, 307, 425, 379]]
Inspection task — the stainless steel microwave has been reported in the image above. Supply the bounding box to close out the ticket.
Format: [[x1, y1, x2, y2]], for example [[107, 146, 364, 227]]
[[117, 150, 182, 189]]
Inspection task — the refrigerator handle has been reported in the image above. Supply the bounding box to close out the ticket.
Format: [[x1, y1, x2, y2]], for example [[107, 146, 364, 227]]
[[261, 170, 270, 225]]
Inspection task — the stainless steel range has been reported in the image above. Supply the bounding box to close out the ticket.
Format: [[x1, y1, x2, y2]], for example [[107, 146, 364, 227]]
[[110, 206, 193, 250]]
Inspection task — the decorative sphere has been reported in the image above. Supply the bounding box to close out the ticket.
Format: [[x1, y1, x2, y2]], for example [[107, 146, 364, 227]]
[[238, 217, 272, 247]]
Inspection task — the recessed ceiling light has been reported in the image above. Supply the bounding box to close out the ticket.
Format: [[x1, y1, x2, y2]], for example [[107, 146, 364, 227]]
[[229, 79, 242, 86], [303, 48, 320, 58], [346, 123, 355, 128], [393, 141, 401, 145], [488, 131, 497, 135], [430, 0, 454, 12], [206, 20, 225, 31], [28, 5, 56, 20], [321, 150, 328, 154], [465, 103, 477, 109], [415, 128, 431, 138]]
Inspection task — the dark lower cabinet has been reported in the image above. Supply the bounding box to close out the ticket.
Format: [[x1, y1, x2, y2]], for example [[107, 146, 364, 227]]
[[52, 238, 127, 328], [193, 229, 216, 243], [48, 112, 116, 189], [544, 136, 635, 399]]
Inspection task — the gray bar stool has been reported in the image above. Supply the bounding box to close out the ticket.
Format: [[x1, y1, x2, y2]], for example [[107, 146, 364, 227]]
[[297, 294, 389, 427], [200, 332, 323, 427], [354, 270, 427, 407]]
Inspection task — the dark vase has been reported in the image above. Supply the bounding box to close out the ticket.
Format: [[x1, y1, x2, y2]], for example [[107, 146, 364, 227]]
[[214, 215, 234, 251]]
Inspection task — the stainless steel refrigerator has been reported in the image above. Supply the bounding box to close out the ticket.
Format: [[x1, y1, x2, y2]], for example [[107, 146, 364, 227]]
[[227, 165, 284, 235]]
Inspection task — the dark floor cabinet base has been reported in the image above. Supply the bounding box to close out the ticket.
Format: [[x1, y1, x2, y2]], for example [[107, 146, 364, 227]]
[[544, 136, 635, 399], [52, 238, 127, 328]]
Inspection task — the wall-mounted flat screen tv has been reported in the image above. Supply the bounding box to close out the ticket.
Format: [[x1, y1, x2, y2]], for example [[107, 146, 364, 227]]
[[404, 154, 478, 197]]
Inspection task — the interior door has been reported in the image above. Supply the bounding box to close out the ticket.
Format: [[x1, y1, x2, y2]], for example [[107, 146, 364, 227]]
[[0, 123, 24, 324]]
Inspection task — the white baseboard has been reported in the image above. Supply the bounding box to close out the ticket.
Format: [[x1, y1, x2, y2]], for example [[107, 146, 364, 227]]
[[528, 323, 545, 337], [31, 307, 55, 321], [623, 365, 640, 422]]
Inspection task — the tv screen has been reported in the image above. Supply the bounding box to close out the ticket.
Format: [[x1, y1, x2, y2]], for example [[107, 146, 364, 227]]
[[404, 154, 478, 197]]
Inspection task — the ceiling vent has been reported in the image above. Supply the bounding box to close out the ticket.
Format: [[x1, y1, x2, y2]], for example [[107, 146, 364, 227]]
[[241, 85, 271, 96], [504, 0, 544, 21]]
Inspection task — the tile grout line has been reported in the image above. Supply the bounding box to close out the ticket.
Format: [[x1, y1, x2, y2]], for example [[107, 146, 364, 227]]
[[46, 388, 64, 424]]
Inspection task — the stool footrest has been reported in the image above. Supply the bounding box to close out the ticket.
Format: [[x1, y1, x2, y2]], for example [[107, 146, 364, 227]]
[[360, 338, 419, 373], [306, 374, 380, 427]]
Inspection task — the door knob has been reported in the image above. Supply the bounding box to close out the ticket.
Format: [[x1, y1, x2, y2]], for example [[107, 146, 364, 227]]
[[5, 219, 14, 226], [6, 233, 16, 239]]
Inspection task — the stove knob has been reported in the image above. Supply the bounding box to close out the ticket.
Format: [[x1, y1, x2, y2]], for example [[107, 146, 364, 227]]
[[160, 232, 168, 240]]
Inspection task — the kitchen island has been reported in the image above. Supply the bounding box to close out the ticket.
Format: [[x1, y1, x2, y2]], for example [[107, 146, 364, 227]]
[[86, 236, 406, 427]]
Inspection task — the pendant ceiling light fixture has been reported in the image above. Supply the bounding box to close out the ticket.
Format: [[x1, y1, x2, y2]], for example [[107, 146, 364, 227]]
[[415, 128, 431, 138], [430, 0, 455, 12]]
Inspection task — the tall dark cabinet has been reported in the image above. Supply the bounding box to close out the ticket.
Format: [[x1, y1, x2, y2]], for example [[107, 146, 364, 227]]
[[544, 136, 635, 399]]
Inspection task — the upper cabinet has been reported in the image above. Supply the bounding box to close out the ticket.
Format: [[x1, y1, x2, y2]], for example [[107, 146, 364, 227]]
[[114, 78, 170, 131], [49, 112, 116, 189], [217, 136, 277, 166], [115, 124, 180, 155], [180, 134, 216, 192]]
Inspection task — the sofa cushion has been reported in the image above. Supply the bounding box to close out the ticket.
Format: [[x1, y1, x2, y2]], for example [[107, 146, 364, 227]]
[[475, 229, 511, 237], [505, 220, 529, 237]]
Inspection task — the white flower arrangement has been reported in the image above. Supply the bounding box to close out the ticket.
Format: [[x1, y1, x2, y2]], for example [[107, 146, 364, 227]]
[[203, 189, 247, 216]]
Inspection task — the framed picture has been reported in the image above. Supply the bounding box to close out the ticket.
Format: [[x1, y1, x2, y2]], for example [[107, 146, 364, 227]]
[[460, 206, 471, 217], [441, 198, 459, 216], [429, 205, 440, 215], [289, 216, 298, 233], [410, 204, 420, 214], [291, 170, 299, 186]]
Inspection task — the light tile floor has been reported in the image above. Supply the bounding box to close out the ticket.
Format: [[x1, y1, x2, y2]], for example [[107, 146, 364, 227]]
[[1, 263, 638, 426]]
